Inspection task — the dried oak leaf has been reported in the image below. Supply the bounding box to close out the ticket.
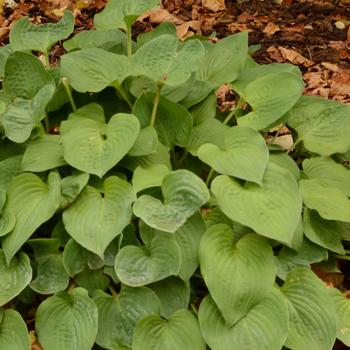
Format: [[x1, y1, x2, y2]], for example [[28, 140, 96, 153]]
[[278, 46, 314, 67], [202, 0, 227, 12]]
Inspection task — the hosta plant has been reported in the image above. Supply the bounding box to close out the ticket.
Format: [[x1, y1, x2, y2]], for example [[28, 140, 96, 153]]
[[0, 1, 350, 349]]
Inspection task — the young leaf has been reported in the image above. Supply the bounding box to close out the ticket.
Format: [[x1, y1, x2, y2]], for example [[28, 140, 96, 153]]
[[132, 35, 205, 86], [132, 309, 206, 350], [199, 225, 276, 326], [3, 52, 53, 99], [198, 126, 269, 184], [2, 172, 61, 263], [63, 176, 135, 258], [94, 0, 159, 31], [93, 286, 160, 349], [212, 162, 302, 245], [60, 48, 129, 92], [133, 170, 209, 233], [115, 231, 182, 286], [36, 288, 98, 350], [281, 268, 337, 350], [60, 112, 140, 177], [199, 289, 289, 350], [300, 179, 350, 223], [286, 96, 350, 155], [22, 135, 66, 172], [0, 250, 32, 306], [197, 32, 248, 86], [10, 10, 74, 53], [0, 309, 30, 349]]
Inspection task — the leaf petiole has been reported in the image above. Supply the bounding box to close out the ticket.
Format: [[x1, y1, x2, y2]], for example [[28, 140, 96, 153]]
[[62, 77, 77, 112], [150, 82, 163, 127]]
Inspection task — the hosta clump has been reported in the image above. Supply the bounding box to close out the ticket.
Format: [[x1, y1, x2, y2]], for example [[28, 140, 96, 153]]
[[0, 1, 350, 349]]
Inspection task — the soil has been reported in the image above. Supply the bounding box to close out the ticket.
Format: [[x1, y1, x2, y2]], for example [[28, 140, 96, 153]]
[[1, 1, 350, 349]]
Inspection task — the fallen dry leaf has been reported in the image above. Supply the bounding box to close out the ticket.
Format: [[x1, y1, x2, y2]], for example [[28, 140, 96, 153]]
[[270, 135, 293, 150], [266, 46, 284, 62], [278, 46, 314, 67], [321, 61, 339, 72], [263, 22, 280, 35], [139, 7, 183, 25], [202, 0, 226, 12], [176, 20, 201, 39]]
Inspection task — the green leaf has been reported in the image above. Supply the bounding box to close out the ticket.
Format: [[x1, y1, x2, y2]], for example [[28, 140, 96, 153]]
[[132, 164, 170, 193], [3, 52, 53, 99], [286, 96, 350, 155], [74, 269, 110, 295], [303, 209, 345, 254], [149, 277, 190, 318], [1, 84, 55, 143], [2, 172, 61, 263], [132, 309, 206, 350], [303, 156, 350, 196], [0, 250, 32, 306], [63, 176, 135, 258], [61, 48, 129, 92], [59, 172, 89, 209], [0, 45, 12, 78], [60, 112, 140, 177], [132, 35, 204, 86], [198, 126, 269, 184], [28, 238, 69, 294], [269, 152, 300, 181], [10, 10, 74, 53], [128, 126, 158, 157], [94, 0, 159, 31], [197, 32, 248, 86], [300, 179, 350, 222], [281, 268, 337, 350], [63, 29, 126, 52], [233, 64, 304, 130], [115, 228, 182, 286], [133, 170, 209, 233], [36, 288, 98, 350], [93, 286, 160, 349], [22, 135, 66, 172], [137, 22, 177, 47], [199, 289, 289, 350], [133, 92, 193, 148], [0, 309, 30, 349], [199, 225, 276, 326], [190, 90, 217, 125], [328, 288, 350, 346], [0, 155, 22, 190], [212, 162, 302, 244]]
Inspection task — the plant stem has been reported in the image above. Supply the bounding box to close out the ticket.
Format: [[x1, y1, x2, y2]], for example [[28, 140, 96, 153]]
[[44, 50, 50, 67], [109, 286, 118, 297], [223, 107, 237, 125], [286, 138, 302, 155], [44, 115, 49, 133], [334, 254, 350, 261], [176, 150, 189, 169], [150, 82, 163, 127], [62, 77, 77, 112], [205, 168, 215, 187], [112, 81, 133, 109], [127, 26, 132, 58]]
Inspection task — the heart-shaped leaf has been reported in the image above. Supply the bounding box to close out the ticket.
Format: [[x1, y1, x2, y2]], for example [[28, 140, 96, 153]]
[[59, 172, 89, 209], [115, 230, 182, 287], [233, 64, 304, 130], [22, 135, 66, 172], [60, 111, 140, 177], [2, 172, 61, 263], [28, 238, 69, 295], [133, 170, 209, 233], [36, 288, 98, 350], [132, 35, 204, 86], [93, 286, 160, 349], [199, 289, 289, 350], [212, 162, 302, 244], [0, 309, 30, 349], [61, 48, 129, 93], [328, 287, 350, 346], [3, 51, 53, 99], [128, 126, 158, 157], [300, 179, 350, 223], [286, 96, 350, 155], [63, 176, 135, 258], [281, 268, 337, 350], [10, 10, 74, 53], [303, 156, 350, 196], [0, 250, 32, 306], [197, 32, 248, 86], [94, 0, 159, 31], [199, 224, 276, 326], [198, 126, 269, 184], [132, 309, 206, 350], [303, 209, 345, 254], [149, 277, 190, 319], [132, 164, 170, 193]]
